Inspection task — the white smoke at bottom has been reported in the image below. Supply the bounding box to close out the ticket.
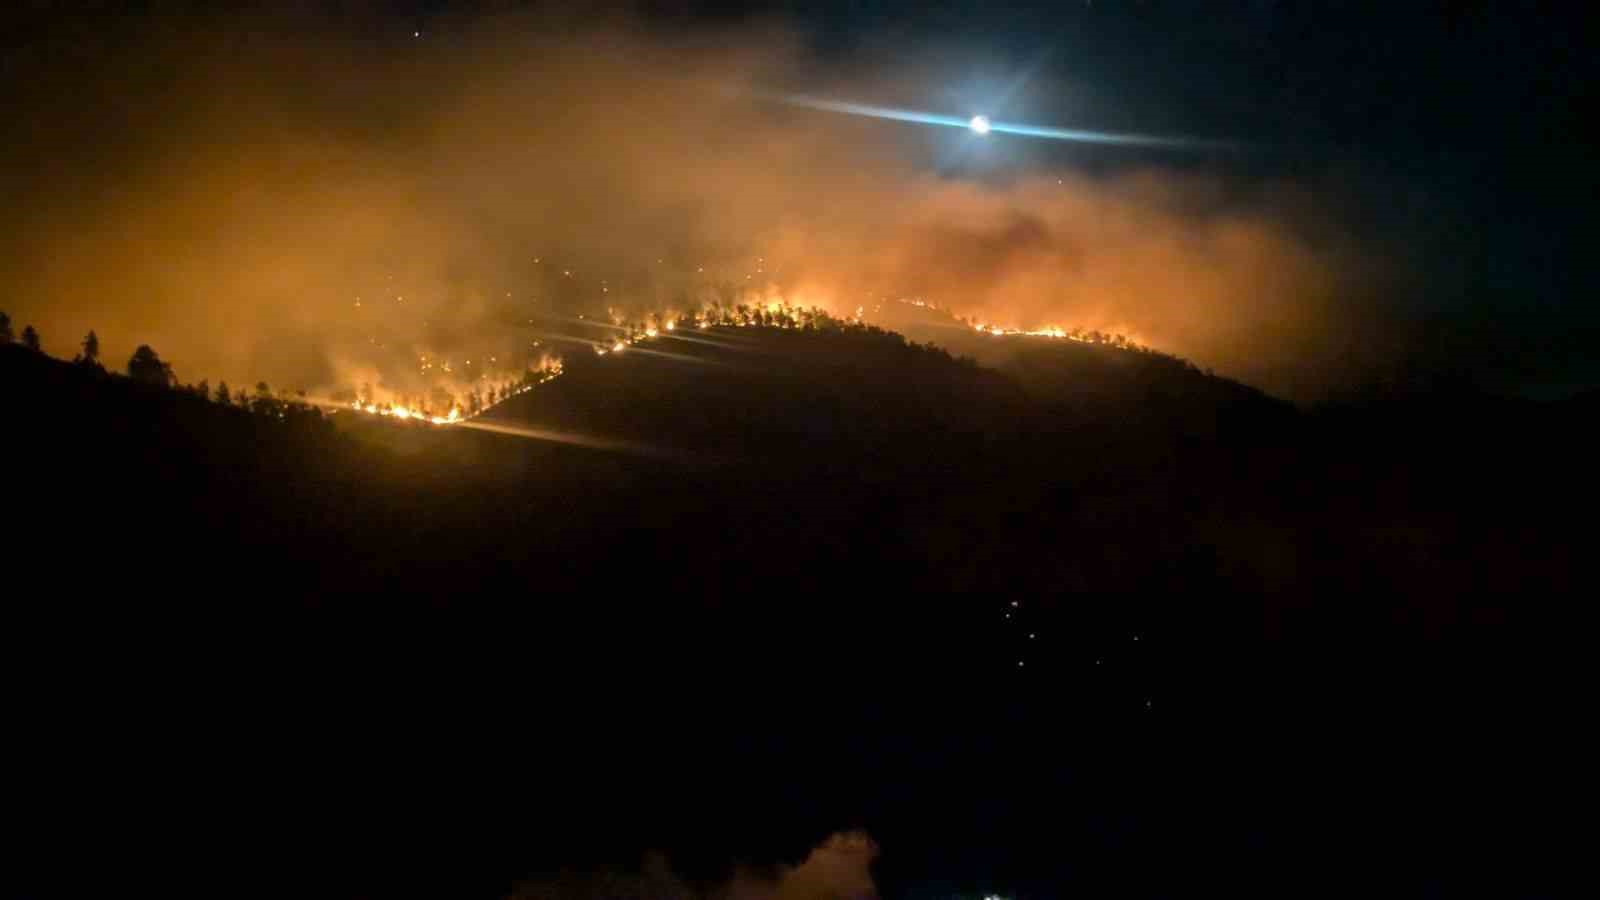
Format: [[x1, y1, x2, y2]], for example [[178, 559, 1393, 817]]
[[506, 831, 880, 900]]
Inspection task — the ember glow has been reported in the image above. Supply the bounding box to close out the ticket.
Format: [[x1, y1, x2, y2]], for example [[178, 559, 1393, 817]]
[[968, 320, 1149, 350], [325, 359, 564, 427]]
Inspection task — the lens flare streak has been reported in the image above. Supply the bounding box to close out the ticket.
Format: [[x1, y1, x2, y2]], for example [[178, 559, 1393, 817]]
[[779, 93, 1237, 151]]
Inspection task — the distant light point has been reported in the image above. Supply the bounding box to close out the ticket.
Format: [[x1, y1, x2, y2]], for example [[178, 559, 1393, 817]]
[[970, 115, 991, 134]]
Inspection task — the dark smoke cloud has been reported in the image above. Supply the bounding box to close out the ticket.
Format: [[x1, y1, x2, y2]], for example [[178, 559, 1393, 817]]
[[2, 10, 1390, 401]]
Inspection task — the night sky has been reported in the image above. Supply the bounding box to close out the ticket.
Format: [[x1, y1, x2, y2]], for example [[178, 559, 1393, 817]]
[[598, 0, 1596, 392], [725, 0, 1591, 396]]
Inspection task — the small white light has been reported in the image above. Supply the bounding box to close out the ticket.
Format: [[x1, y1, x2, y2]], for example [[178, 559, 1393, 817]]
[[969, 115, 991, 134]]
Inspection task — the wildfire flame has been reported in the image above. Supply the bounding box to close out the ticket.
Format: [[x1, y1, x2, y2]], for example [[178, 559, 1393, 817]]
[[336, 360, 564, 427], [322, 295, 1163, 433], [967, 319, 1147, 350]]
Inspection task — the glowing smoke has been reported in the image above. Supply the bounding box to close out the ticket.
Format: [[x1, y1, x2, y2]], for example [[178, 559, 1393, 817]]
[[1, 10, 1387, 402]]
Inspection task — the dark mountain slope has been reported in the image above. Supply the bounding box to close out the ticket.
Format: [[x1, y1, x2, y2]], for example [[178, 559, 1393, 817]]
[[4, 336, 1587, 900]]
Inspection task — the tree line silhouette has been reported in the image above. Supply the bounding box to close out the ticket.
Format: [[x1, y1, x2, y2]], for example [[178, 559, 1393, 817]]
[[0, 312, 339, 427], [0, 311, 585, 431], [0, 311, 42, 353]]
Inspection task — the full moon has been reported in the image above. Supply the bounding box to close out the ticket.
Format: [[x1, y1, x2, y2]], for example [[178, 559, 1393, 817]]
[[969, 115, 991, 134]]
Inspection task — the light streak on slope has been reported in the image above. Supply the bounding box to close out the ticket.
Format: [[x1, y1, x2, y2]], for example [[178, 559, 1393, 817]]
[[455, 420, 699, 462]]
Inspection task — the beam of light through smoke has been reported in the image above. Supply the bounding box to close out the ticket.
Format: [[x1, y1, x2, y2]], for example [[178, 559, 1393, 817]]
[[541, 315, 630, 332], [778, 94, 1241, 151], [527, 327, 743, 359], [456, 419, 688, 459], [659, 331, 750, 350], [531, 317, 750, 352], [617, 345, 733, 366], [526, 329, 617, 347]]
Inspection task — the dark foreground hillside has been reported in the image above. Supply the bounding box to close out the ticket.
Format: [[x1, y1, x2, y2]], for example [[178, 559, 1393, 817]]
[[3, 336, 1588, 900], [493, 324, 1586, 630]]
